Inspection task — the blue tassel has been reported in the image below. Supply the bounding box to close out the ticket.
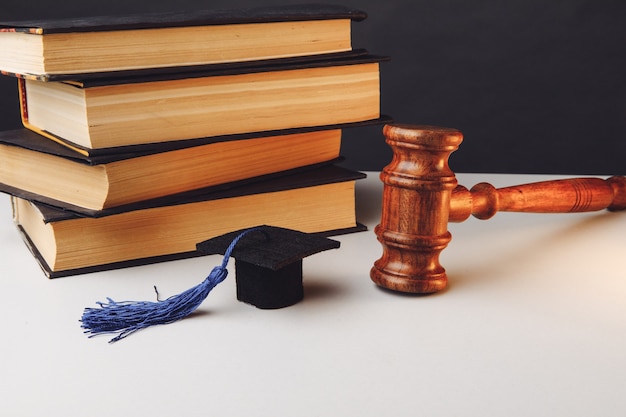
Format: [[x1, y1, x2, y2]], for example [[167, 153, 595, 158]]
[[80, 227, 258, 343]]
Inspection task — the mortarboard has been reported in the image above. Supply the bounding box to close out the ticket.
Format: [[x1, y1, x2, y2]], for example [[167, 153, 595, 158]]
[[196, 225, 341, 309], [80, 225, 340, 342]]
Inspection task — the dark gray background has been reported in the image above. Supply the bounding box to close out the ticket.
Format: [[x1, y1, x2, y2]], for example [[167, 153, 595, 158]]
[[1, 0, 624, 174]]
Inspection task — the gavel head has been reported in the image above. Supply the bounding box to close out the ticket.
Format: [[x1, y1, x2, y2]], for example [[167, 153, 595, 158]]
[[370, 124, 463, 294]]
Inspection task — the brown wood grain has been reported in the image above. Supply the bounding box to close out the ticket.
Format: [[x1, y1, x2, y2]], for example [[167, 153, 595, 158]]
[[371, 124, 626, 294]]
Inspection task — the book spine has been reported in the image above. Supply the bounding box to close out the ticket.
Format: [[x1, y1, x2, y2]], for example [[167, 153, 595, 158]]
[[0, 28, 44, 34], [10, 195, 18, 223], [18, 78, 90, 156], [17, 78, 28, 122]]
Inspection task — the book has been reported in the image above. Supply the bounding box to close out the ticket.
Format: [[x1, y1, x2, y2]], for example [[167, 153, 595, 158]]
[[11, 165, 366, 277], [18, 54, 385, 152], [0, 4, 366, 80], [0, 126, 347, 212]]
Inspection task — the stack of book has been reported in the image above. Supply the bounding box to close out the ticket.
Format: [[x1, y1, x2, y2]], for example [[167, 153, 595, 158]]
[[0, 5, 388, 277]]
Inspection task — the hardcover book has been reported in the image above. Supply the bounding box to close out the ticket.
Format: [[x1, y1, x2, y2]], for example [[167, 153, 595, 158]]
[[12, 165, 366, 277], [0, 127, 346, 212], [0, 4, 367, 79], [18, 54, 386, 152]]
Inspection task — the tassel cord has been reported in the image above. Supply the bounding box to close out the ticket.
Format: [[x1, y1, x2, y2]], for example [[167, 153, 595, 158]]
[[80, 227, 260, 343]]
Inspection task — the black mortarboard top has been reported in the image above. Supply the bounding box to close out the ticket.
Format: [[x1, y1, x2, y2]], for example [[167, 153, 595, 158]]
[[196, 225, 340, 309]]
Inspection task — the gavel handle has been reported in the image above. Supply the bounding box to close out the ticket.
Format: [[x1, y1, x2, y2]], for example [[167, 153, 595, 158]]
[[449, 176, 626, 222]]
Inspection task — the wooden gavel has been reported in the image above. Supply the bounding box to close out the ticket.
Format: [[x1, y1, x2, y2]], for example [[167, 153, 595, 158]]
[[370, 124, 626, 294]]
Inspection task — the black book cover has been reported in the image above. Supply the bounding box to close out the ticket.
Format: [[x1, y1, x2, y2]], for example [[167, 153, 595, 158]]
[[0, 5, 367, 34], [2, 115, 392, 159], [59, 52, 389, 86]]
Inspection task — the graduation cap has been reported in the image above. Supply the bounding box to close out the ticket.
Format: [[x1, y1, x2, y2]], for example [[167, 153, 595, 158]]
[[80, 225, 340, 342], [197, 225, 341, 309]]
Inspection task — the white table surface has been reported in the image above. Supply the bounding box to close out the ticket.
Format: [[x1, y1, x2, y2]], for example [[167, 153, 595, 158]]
[[1, 172, 625, 417]]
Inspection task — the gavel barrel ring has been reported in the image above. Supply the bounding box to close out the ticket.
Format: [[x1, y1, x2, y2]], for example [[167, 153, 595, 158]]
[[371, 123, 626, 294]]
